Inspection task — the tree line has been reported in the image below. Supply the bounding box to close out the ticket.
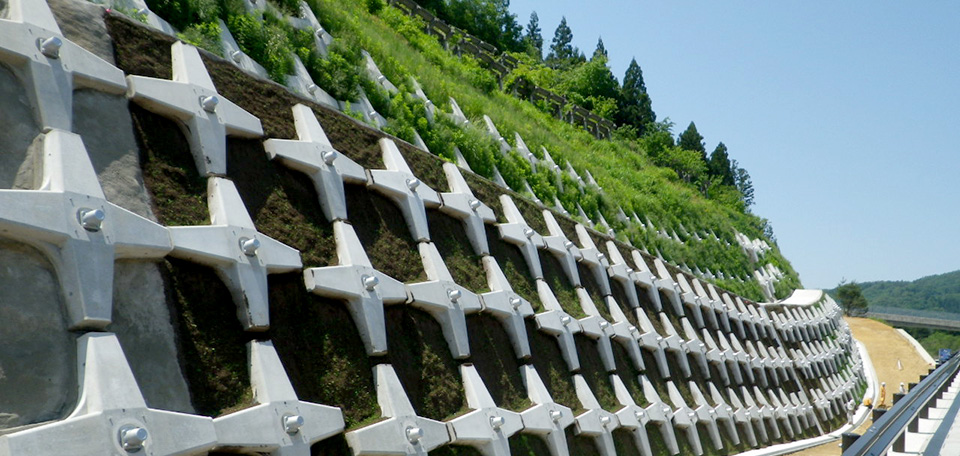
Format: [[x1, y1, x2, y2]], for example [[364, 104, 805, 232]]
[[409, 0, 756, 213]]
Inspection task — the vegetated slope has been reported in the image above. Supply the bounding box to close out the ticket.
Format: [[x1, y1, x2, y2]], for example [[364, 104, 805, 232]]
[[851, 270, 960, 316], [136, 0, 800, 301]]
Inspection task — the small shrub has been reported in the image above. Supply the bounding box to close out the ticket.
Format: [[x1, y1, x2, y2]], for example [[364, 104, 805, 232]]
[[178, 21, 224, 56], [364, 0, 384, 14]]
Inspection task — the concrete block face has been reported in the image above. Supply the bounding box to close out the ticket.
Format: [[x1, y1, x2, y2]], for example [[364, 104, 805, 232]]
[[0, 239, 76, 431], [0, 4, 869, 455]]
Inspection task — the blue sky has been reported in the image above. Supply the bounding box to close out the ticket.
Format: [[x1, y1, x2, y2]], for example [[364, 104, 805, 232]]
[[508, 1, 960, 290]]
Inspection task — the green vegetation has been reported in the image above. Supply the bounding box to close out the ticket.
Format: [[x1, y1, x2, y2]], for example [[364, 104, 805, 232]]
[[831, 280, 869, 316], [137, 0, 800, 301], [851, 270, 960, 315], [904, 328, 960, 358]]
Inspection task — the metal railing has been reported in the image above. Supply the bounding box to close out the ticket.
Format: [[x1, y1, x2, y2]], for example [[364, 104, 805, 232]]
[[843, 352, 960, 455]]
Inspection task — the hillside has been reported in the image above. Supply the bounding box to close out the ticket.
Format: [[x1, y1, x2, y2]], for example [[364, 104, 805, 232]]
[[854, 270, 960, 316], [121, 0, 803, 301]]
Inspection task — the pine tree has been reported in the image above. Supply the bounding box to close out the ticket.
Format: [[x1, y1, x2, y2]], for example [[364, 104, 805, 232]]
[[547, 17, 575, 67], [677, 122, 706, 162], [731, 159, 754, 209], [708, 142, 734, 186], [616, 58, 656, 133], [593, 37, 607, 59], [525, 11, 543, 59]]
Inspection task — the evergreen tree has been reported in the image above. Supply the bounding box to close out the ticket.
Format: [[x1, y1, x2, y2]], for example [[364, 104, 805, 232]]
[[708, 142, 734, 186], [524, 11, 543, 59], [731, 159, 754, 209], [547, 17, 575, 67], [677, 122, 706, 162], [616, 58, 656, 133], [593, 37, 607, 59]]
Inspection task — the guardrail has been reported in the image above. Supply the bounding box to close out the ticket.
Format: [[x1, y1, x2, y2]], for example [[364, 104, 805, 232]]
[[843, 352, 960, 455], [865, 312, 960, 332]]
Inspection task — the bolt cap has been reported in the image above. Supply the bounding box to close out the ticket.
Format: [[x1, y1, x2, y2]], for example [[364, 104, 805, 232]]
[[406, 426, 424, 443], [489, 415, 505, 430], [200, 95, 219, 112], [523, 228, 534, 239], [549, 410, 563, 422], [468, 199, 481, 211], [362, 274, 379, 291], [79, 208, 105, 231], [231, 50, 243, 63], [239, 237, 260, 256], [283, 414, 304, 434], [447, 289, 462, 302], [406, 178, 420, 191], [39, 36, 62, 58], [322, 150, 338, 165], [509, 297, 522, 309], [119, 426, 148, 452]]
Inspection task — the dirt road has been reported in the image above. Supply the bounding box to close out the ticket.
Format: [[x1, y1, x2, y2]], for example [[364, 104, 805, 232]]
[[789, 317, 933, 456]]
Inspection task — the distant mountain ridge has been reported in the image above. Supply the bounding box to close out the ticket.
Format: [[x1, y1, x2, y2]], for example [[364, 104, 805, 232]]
[[835, 270, 960, 316]]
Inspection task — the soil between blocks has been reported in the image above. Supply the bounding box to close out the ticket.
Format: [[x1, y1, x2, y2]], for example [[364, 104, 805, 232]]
[[573, 334, 618, 411], [524, 319, 579, 413], [564, 426, 601, 456], [464, 314, 530, 412], [267, 273, 378, 429], [485, 225, 540, 311], [383, 306, 466, 420], [427, 209, 488, 293], [508, 432, 554, 456], [345, 184, 426, 283]]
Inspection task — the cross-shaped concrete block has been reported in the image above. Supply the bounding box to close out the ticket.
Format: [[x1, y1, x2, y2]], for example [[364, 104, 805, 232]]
[[448, 97, 469, 126], [674, 274, 705, 329], [755, 387, 792, 439], [700, 330, 730, 385], [407, 242, 483, 359], [367, 138, 441, 242], [658, 313, 692, 378], [574, 224, 611, 296], [575, 288, 616, 372], [534, 279, 582, 372], [726, 337, 756, 384], [445, 364, 524, 456], [127, 41, 263, 176], [169, 177, 302, 331], [345, 364, 450, 455], [683, 383, 723, 451], [634, 310, 671, 378], [479, 256, 534, 359], [540, 210, 582, 286], [518, 365, 575, 456], [639, 375, 681, 455], [213, 341, 345, 455], [514, 133, 538, 170], [705, 383, 743, 446], [0, 129, 171, 330], [741, 386, 780, 440], [728, 387, 767, 443], [604, 241, 640, 310], [713, 331, 744, 384], [679, 318, 711, 379], [608, 375, 654, 456], [439, 163, 496, 255], [572, 375, 619, 456], [652, 259, 684, 316], [691, 279, 720, 330], [552, 197, 570, 216], [497, 195, 544, 279], [303, 221, 407, 356], [0, 333, 216, 455], [522, 180, 542, 205], [0, 0, 127, 130], [264, 104, 367, 222], [482, 115, 511, 154], [664, 381, 704, 455], [600, 296, 645, 372]]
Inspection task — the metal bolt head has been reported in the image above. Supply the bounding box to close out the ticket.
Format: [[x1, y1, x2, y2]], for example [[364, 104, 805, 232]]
[[626, 267, 634, 275], [38, 36, 62, 58], [634, 409, 645, 420], [560, 315, 571, 326], [468, 199, 481, 211], [322, 150, 338, 165], [523, 228, 534, 239], [200, 95, 219, 112], [600, 416, 611, 427], [563, 240, 574, 250], [489, 415, 505, 430], [119, 426, 148, 452], [239, 237, 260, 256], [405, 426, 424, 443], [78, 208, 105, 231], [447, 288, 462, 302], [307, 83, 319, 94], [231, 50, 243, 63], [599, 321, 610, 330], [598, 253, 607, 262], [283, 414, 304, 434], [509, 297, 522, 309], [406, 178, 420, 191], [377, 75, 386, 83], [549, 409, 563, 422], [362, 274, 379, 291]]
